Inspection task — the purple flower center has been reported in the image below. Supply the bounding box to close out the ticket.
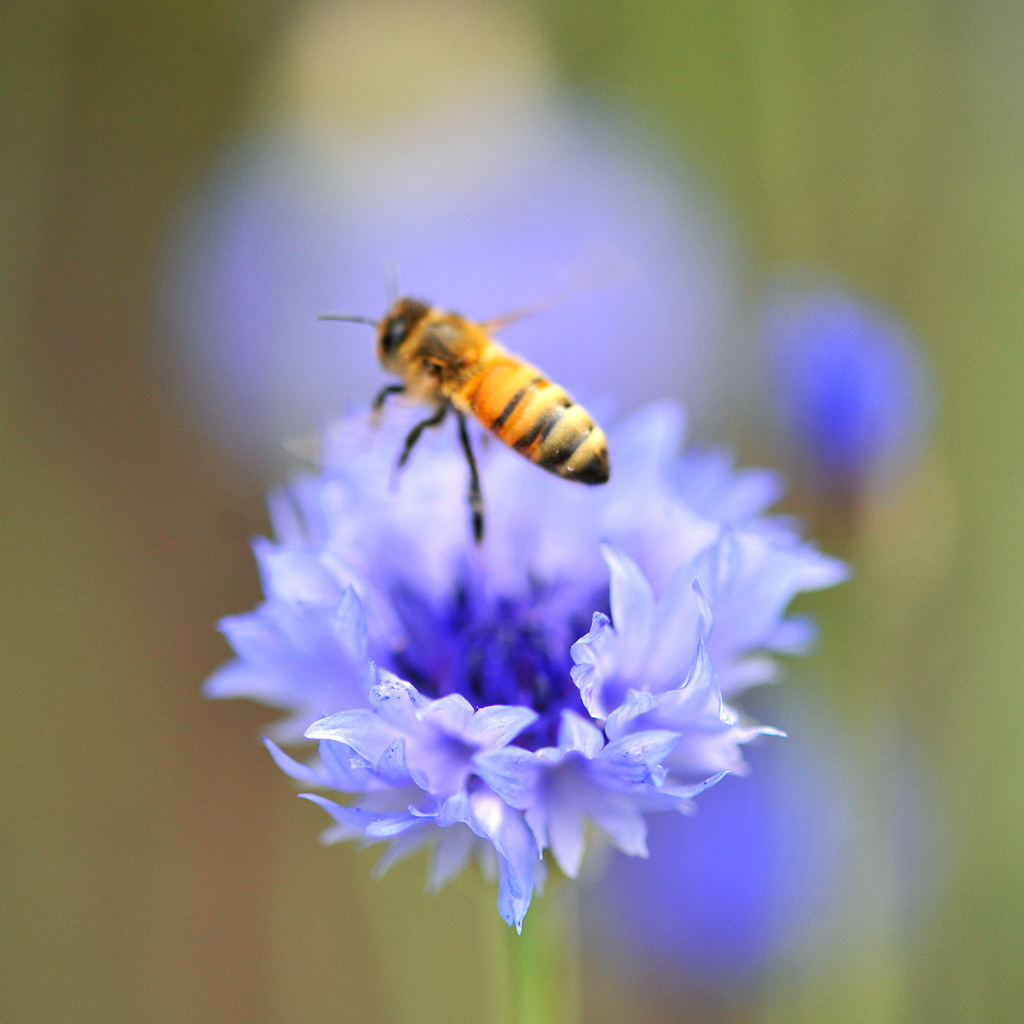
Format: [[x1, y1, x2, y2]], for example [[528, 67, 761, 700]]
[[385, 579, 604, 750]]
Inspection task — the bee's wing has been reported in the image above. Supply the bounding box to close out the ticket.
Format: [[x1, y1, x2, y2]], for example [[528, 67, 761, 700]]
[[480, 245, 636, 334], [480, 298, 562, 335]]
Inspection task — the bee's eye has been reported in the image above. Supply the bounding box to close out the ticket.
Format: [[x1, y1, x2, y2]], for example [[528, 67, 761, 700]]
[[380, 300, 429, 356], [382, 317, 408, 354]]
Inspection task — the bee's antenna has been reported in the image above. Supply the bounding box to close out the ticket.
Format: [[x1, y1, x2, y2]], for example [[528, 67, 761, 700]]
[[383, 260, 401, 304], [318, 314, 380, 327]]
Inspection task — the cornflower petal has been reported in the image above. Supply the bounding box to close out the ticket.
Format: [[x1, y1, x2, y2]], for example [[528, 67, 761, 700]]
[[426, 825, 476, 893], [570, 612, 616, 719], [604, 689, 659, 741], [263, 736, 325, 786], [464, 705, 541, 748], [643, 572, 713, 690], [254, 539, 344, 606], [376, 738, 414, 786], [650, 641, 725, 727], [306, 709, 397, 765], [588, 801, 649, 859], [442, 783, 539, 932], [602, 543, 656, 679], [693, 531, 849, 696], [557, 710, 606, 758], [368, 670, 431, 727], [546, 799, 587, 878], [331, 586, 368, 663], [416, 693, 476, 734], [298, 793, 418, 838], [372, 820, 440, 877], [598, 730, 682, 785], [673, 447, 785, 522], [472, 746, 543, 808], [319, 737, 381, 791]]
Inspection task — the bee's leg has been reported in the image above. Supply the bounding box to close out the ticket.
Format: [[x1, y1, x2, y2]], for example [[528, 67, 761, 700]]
[[372, 384, 406, 423], [397, 403, 448, 468], [456, 411, 485, 544]]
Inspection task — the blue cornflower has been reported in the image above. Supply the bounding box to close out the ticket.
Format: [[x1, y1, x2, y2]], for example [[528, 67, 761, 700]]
[[206, 402, 846, 930], [766, 289, 933, 488]]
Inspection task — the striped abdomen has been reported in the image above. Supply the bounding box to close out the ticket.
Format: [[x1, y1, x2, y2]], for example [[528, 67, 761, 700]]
[[455, 349, 610, 484]]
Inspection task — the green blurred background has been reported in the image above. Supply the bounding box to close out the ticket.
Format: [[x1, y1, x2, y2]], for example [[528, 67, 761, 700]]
[[2, 1, 1021, 1021]]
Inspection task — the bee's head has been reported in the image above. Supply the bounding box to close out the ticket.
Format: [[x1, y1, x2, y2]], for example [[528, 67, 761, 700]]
[[378, 297, 430, 363]]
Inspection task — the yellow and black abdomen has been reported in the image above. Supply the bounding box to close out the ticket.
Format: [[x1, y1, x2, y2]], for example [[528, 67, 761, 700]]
[[455, 348, 610, 484]]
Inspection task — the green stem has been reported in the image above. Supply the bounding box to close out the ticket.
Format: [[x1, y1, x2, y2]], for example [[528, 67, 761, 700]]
[[479, 876, 582, 1024], [509, 881, 581, 1024]]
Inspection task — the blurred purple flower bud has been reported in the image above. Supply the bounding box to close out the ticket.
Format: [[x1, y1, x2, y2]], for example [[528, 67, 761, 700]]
[[766, 290, 934, 489]]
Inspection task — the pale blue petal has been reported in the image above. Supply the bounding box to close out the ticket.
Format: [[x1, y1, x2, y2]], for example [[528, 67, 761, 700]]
[[263, 737, 324, 785], [643, 571, 712, 688], [418, 693, 476, 734], [611, 401, 687, 480], [570, 612, 616, 718], [557, 710, 606, 757], [601, 544, 655, 675], [305, 709, 397, 764], [301, 791, 425, 840], [376, 738, 413, 785], [769, 615, 817, 653], [476, 842, 499, 884], [372, 820, 436, 877], [368, 669, 429, 727], [427, 825, 476, 893], [666, 723, 784, 776], [203, 661, 284, 703], [718, 656, 778, 697], [657, 770, 729, 801], [364, 814, 424, 839], [253, 539, 343, 605], [473, 747, 541, 808], [318, 738, 378, 790], [497, 857, 530, 934], [217, 613, 289, 669], [490, 826, 537, 932], [320, 822, 362, 845], [547, 802, 586, 878], [590, 801, 649, 858], [599, 729, 681, 784], [522, 804, 550, 863], [266, 486, 307, 548], [674, 447, 785, 521], [604, 690, 658, 742], [438, 783, 537, 932], [465, 705, 539, 749], [435, 790, 471, 829], [697, 530, 849, 678], [298, 792, 371, 830], [652, 640, 725, 727], [330, 586, 368, 663]]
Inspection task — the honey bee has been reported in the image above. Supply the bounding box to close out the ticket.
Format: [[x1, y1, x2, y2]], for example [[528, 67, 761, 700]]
[[320, 296, 610, 542]]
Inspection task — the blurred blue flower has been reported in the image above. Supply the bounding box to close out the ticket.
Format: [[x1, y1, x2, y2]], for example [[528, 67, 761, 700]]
[[207, 402, 846, 929], [162, 100, 740, 472], [766, 290, 933, 488], [590, 685, 855, 981]]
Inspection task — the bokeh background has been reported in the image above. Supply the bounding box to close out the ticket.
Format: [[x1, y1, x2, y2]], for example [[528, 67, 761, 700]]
[[1, 1, 1020, 1022]]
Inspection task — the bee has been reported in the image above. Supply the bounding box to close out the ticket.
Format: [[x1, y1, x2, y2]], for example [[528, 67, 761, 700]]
[[320, 296, 610, 543]]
